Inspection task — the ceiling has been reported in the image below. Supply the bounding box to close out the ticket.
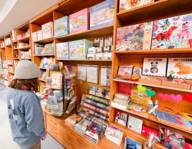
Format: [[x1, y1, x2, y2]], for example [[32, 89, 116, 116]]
[[0, 0, 60, 37]]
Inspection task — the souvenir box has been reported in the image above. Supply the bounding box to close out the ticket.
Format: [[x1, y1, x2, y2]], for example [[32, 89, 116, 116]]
[[116, 22, 153, 51], [119, 0, 153, 12], [56, 42, 69, 60], [127, 116, 143, 134], [37, 30, 43, 41], [42, 22, 53, 39], [32, 32, 37, 42], [117, 65, 133, 79], [124, 137, 142, 149], [142, 58, 167, 77], [69, 8, 89, 34], [167, 58, 192, 79], [152, 13, 192, 49], [50, 71, 63, 90], [90, 0, 114, 29], [54, 16, 68, 37], [69, 39, 92, 60], [115, 111, 128, 126]]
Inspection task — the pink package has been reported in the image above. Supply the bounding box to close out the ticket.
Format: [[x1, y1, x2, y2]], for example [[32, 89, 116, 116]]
[[69, 8, 89, 34]]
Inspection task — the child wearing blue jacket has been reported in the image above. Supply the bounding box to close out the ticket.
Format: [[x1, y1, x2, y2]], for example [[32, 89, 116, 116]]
[[7, 60, 45, 149]]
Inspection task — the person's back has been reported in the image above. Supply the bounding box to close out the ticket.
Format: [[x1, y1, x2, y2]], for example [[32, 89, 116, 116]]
[[7, 60, 45, 149]]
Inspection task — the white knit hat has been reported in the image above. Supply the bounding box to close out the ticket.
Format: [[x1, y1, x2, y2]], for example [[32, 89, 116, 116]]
[[13, 60, 40, 79]]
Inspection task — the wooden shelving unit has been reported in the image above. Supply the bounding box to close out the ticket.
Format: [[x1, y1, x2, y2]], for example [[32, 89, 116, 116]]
[[1, 0, 192, 148]]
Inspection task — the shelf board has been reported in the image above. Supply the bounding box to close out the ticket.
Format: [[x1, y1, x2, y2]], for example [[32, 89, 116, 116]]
[[34, 37, 54, 44], [115, 48, 192, 55], [17, 37, 30, 42], [111, 105, 192, 137], [20, 58, 32, 60], [39, 79, 46, 83], [117, 0, 192, 25], [35, 54, 55, 57], [55, 25, 113, 41], [113, 78, 192, 93], [17, 46, 30, 50], [56, 59, 112, 62]]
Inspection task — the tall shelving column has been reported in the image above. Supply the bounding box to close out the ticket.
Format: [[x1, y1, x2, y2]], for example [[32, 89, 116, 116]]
[[109, 0, 192, 148]]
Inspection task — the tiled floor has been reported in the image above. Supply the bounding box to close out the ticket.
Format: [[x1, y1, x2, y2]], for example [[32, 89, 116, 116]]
[[0, 88, 64, 149]]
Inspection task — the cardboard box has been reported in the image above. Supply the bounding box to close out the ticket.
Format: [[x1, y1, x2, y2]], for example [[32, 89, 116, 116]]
[[90, 0, 114, 29], [54, 16, 68, 37], [56, 42, 69, 60], [42, 22, 53, 39], [69, 8, 89, 34]]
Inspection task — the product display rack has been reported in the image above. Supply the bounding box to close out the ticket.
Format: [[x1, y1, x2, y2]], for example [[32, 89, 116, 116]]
[[0, 0, 192, 148], [109, 0, 192, 148]]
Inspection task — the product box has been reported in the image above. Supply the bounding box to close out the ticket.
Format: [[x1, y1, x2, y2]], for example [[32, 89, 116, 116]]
[[115, 111, 128, 126], [42, 22, 53, 39], [124, 137, 142, 149], [90, 0, 114, 29], [117, 65, 134, 79], [167, 58, 192, 79], [139, 76, 162, 85], [152, 13, 192, 49], [69, 39, 92, 60], [56, 42, 69, 60], [116, 22, 153, 51], [142, 58, 167, 77], [54, 16, 68, 37], [37, 30, 43, 41], [127, 115, 143, 134], [69, 8, 89, 34], [119, 0, 153, 12]]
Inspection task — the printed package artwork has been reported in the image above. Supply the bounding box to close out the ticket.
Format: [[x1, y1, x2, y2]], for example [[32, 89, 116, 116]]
[[116, 22, 153, 51], [54, 16, 68, 37], [152, 13, 192, 49], [119, 0, 153, 12], [56, 42, 69, 60], [167, 58, 192, 79], [69, 8, 89, 34], [90, 0, 114, 29], [69, 39, 92, 60], [42, 22, 53, 39], [142, 58, 167, 77]]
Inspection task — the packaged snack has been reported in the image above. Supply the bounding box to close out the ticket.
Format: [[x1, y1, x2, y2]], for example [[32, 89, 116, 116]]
[[115, 111, 128, 126], [90, 0, 114, 29], [54, 16, 68, 37], [56, 42, 69, 60], [42, 22, 53, 39], [167, 57, 192, 79], [69, 39, 92, 60], [117, 65, 133, 79], [152, 13, 192, 49], [69, 8, 89, 34], [142, 58, 167, 77]]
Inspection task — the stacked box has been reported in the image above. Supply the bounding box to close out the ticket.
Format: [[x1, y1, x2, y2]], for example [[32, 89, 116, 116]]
[[69, 39, 92, 60], [152, 13, 192, 49], [56, 42, 69, 60], [42, 22, 53, 39], [54, 16, 68, 37], [69, 8, 89, 34], [116, 22, 153, 51], [90, 0, 114, 29]]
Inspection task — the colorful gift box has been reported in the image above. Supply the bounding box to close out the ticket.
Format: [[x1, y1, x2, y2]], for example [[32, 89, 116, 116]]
[[167, 58, 192, 79], [69, 8, 89, 34], [142, 58, 167, 77], [152, 13, 192, 49], [56, 42, 69, 60], [54, 16, 68, 37], [69, 39, 92, 60], [42, 22, 53, 39], [90, 0, 114, 29], [116, 22, 153, 51], [119, 0, 153, 12]]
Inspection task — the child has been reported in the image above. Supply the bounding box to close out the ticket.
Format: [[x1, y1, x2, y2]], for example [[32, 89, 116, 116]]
[[7, 60, 45, 149]]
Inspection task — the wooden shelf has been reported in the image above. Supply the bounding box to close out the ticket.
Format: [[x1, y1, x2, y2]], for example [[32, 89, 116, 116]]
[[17, 46, 30, 50], [17, 37, 30, 42], [111, 105, 192, 137], [35, 54, 55, 57], [34, 37, 54, 44], [117, 0, 192, 25], [39, 79, 46, 83], [56, 59, 112, 62], [20, 58, 32, 60], [110, 122, 166, 149], [115, 48, 192, 55], [113, 78, 192, 93], [56, 25, 113, 41]]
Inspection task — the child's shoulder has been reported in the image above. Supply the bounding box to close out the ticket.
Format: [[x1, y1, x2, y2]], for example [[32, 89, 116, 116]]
[[8, 88, 36, 99]]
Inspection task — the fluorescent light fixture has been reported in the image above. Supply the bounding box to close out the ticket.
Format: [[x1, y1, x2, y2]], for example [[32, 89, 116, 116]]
[[0, 0, 17, 23]]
